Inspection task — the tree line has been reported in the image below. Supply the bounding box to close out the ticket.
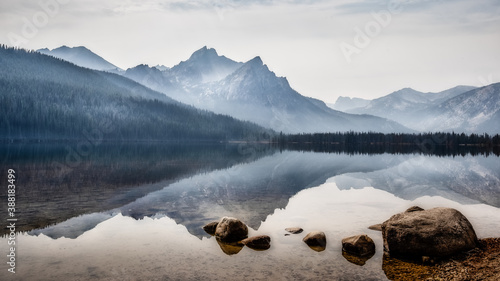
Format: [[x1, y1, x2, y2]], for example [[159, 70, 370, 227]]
[[273, 131, 500, 156], [0, 45, 272, 142]]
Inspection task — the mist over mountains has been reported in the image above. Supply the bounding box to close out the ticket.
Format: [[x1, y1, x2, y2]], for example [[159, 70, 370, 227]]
[[334, 85, 500, 134], [5, 44, 495, 136], [121, 46, 410, 133], [0, 46, 271, 141], [37, 46, 122, 73]]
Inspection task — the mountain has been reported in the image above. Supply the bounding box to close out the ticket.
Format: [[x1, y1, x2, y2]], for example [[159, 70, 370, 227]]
[[345, 85, 482, 132], [37, 46, 122, 72], [170, 46, 243, 84], [0, 45, 272, 141], [430, 85, 478, 104], [153, 65, 169, 71], [329, 96, 370, 111], [347, 86, 476, 119], [414, 83, 500, 133], [124, 47, 411, 133], [123, 46, 243, 104], [195, 56, 410, 133]]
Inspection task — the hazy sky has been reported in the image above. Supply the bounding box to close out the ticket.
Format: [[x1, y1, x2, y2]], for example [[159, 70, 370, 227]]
[[1, 0, 499, 102]]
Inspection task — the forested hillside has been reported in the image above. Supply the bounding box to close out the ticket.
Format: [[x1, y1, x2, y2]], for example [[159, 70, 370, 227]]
[[0, 46, 272, 141]]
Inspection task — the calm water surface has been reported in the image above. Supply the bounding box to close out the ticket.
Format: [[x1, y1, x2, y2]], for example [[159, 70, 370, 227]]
[[1, 143, 499, 280]]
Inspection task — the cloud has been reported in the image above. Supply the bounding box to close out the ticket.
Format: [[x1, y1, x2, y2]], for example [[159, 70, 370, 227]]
[[0, 0, 499, 101]]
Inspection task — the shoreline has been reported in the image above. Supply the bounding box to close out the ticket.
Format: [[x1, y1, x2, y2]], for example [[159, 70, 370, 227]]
[[432, 238, 500, 280], [384, 238, 500, 280]]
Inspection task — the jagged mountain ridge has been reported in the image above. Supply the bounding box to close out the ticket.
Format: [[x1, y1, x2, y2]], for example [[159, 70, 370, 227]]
[[171, 46, 243, 84], [197, 56, 409, 133], [124, 46, 411, 133], [341, 84, 499, 133], [0, 46, 271, 141], [38, 45, 495, 134], [415, 83, 500, 133], [346, 86, 476, 119], [329, 96, 370, 112], [123, 46, 243, 105]]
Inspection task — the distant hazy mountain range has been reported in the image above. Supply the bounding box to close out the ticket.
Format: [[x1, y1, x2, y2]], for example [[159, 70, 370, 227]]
[[33, 45, 499, 134], [332, 85, 500, 134], [0, 46, 270, 141], [37, 46, 122, 73], [33, 45, 409, 133], [123, 47, 410, 133]]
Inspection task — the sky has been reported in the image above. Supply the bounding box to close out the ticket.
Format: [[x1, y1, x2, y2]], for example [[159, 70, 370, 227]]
[[1, 0, 499, 103]]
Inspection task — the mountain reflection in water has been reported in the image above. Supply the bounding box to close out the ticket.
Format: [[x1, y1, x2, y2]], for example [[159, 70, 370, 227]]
[[4, 182, 500, 280], [1, 143, 499, 280]]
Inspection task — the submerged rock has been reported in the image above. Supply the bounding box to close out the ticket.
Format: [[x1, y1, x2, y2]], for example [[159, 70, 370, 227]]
[[303, 231, 327, 252], [202, 221, 219, 236], [342, 234, 376, 258], [382, 207, 478, 258], [285, 227, 303, 234], [242, 235, 271, 250], [342, 250, 373, 266], [215, 217, 248, 243]]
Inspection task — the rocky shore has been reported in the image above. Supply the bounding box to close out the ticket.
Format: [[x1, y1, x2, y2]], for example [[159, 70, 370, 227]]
[[384, 238, 500, 280], [204, 209, 500, 280], [431, 238, 500, 280]]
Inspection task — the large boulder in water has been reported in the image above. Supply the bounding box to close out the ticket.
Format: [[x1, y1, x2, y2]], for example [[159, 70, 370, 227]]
[[382, 207, 478, 258], [215, 217, 248, 243]]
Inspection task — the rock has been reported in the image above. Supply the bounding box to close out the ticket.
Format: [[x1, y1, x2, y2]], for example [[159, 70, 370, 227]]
[[405, 206, 424, 213], [303, 231, 327, 252], [342, 234, 376, 258], [242, 235, 271, 250], [202, 221, 219, 236], [215, 217, 248, 243], [285, 227, 303, 234], [382, 207, 478, 258], [368, 224, 382, 231]]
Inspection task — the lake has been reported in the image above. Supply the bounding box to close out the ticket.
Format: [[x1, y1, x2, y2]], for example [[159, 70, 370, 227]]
[[1, 142, 499, 280]]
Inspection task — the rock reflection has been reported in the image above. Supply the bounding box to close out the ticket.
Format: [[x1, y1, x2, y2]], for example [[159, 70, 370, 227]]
[[342, 250, 374, 266], [382, 254, 433, 280], [216, 239, 244, 255], [306, 245, 326, 252], [3, 182, 500, 280]]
